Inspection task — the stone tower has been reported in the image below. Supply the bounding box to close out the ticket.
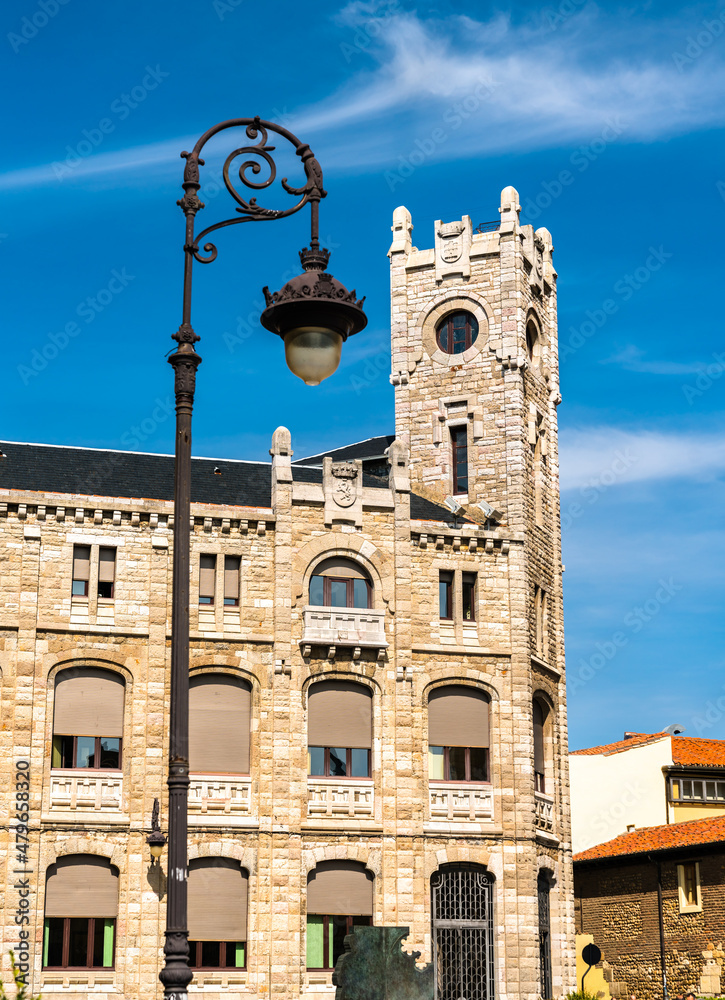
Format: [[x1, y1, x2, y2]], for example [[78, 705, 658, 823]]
[[388, 186, 575, 996]]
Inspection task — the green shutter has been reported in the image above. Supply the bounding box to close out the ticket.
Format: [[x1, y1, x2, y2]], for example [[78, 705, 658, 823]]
[[306, 915, 324, 968], [51, 738, 62, 768], [43, 920, 50, 967], [234, 942, 245, 968], [103, 919, 114, 967]]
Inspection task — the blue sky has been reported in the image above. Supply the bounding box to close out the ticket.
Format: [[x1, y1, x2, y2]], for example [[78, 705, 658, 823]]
[[2, 0, 724, 748]]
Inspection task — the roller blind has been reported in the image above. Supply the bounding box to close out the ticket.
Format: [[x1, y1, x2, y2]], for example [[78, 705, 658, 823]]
[[54, 668, 125, 738], [189, 675, 251, 773], [224, 556, 241, 600], [313, 558, 368, 581], [199, 554, 216, 599], [45, 855, 119, 918], [98, 548, 116, 583], [73, 545, 90, 581], [308, 861, 373, 916], [533, 700, 546, 772], [308, 681, 371, 749], [188, 859, 248, 940], [428, 686, 489, 748]]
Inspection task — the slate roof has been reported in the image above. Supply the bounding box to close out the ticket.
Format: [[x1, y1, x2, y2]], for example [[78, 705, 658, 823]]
[[574, 815, 725, 863], [571, 732, 725, 768], [293, 434, 396, 466], [0, 440, 458, 524]]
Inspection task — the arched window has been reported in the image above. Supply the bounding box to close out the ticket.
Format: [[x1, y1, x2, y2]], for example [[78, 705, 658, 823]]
[[307, 861, 373, 970], [526, 318, 542, 366], [189, 674, 251, 775], [309, 558, 371, 609], [428, 686, 490, 783], [533, 699, 550, 793], [431, 865, 495, 1000], [43, 855, 118, 969], [436, 312, 479, 355], [52, 668, 124, 770], [188, 858, 248, 969], [308, 681, 371, 778]]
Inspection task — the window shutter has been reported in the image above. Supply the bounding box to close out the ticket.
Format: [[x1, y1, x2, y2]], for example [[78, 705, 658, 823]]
[[313, 558, 368, 581], [98, 548, 116, 583], [307, 861, 373, 916], [189, 675, 251, 774], [224, 556, 241, 600], [45, 855, 118, 918], [73, 545, 90, 581], [54, 668, 125, 738], [428, 686, 489, 748], [308, 681, 372, 749], [188, 859, 248, 940], [199, 555, 216, 599], [533, 700, 547, 772]]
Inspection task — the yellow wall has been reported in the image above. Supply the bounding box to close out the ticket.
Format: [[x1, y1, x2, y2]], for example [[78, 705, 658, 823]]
[[576, 934, 611, 999], [672, 802, 725, 822]]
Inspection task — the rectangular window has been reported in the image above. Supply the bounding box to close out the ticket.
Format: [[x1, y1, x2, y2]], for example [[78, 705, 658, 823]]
[[439, 571, 453, 620], [51, 736, 122, 770], [306, 915, 371, 970], [72, 545, 91, 598], [189, 940, 246, 969], [224, 556, 241, 606], [669, 777, 725, 803], [428, 746, 489, 782], [97, 547, 116, 599], [309, 575, 371, 609], [451, 426, 468, 494], [307, 747, 370, 779], [199, 555, 216, 605], [535, 586, 548, 658], [462, 573, 476, 621], [677, 862, 701, 913], [43, 917, 115, 969]]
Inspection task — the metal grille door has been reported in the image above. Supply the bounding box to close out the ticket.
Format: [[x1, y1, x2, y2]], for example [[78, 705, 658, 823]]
[[537, 874, 552, 999], [431, 867, 495, 1000]]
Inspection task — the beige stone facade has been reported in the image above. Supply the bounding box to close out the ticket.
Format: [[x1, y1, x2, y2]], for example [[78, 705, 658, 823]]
[[0, 186, 574, 999]]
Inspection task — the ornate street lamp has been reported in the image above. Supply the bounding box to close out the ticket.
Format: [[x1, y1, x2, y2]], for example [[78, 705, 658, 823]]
[[161, 117, 367, 1000]]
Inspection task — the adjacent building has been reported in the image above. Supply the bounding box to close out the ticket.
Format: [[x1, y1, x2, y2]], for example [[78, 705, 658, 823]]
[[0, 188, 575, 1000]]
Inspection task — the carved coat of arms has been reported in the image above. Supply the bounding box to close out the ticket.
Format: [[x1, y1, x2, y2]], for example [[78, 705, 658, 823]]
[[331, 462, 357, 507]]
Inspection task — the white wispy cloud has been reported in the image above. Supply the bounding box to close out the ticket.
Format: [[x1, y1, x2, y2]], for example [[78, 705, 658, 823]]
[[3, 5, 724, 191], [559, 426, 725, 491], [601, 345, 713, 376]]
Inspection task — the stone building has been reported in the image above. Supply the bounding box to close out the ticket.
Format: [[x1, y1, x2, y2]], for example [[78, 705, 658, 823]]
[[0, 187, 575, 1000], [574, 816, 725, 998]]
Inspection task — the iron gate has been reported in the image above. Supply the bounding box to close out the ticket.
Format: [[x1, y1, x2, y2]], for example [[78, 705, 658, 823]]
[[431, 866, 495, 1000], [537, 874, 552, 999]]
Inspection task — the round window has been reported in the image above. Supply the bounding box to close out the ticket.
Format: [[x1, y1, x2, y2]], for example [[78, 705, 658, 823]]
[[436, 312, 479, 355]]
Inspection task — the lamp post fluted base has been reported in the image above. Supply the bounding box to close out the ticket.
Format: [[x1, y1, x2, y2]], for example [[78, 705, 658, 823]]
[[159, 929, 193, 999]]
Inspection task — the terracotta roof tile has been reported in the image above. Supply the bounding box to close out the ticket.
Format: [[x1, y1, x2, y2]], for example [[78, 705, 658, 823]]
[[574, 815, 725, 863], [572, 732, 725, 767]]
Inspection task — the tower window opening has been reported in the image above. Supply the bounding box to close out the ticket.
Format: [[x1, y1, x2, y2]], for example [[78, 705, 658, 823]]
[[437, 312, 478, 355], [451, 426, 468, 494]]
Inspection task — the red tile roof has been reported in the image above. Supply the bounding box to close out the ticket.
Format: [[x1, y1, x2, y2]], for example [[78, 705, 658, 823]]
[[574, 815, 725, 863], [572, 732, 725, 767]]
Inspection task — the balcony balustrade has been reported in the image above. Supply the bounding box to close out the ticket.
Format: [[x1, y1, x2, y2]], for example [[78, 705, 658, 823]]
[[300, 606, 387, 657], [307, 777, 374, 819], [49, 770, 123, 815], [428, 782, 493, 822], [188, 774, 252, 820], [534, 790, 554, 833]]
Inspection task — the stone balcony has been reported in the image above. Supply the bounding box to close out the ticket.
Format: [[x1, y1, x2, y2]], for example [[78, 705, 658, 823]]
[[48, 770, 124, 817], [307, 778, 374, 819], [429, 782, 494, 822], [188, 774, 253, 825], [300, 606, 387, 658], [534, 790, 554, 833]]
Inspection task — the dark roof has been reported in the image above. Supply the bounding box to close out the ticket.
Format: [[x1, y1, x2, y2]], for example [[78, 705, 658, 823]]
[[293, 434, 396, 466], [0, 441, 272, 508], [0, 440, 459, 523]]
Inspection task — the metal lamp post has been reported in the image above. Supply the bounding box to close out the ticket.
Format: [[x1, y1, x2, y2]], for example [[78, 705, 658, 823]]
[[160, 117, 367, 1000]]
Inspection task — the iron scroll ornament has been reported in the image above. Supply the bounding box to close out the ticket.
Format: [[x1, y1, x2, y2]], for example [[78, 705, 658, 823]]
[[177, 116, 327, 266]]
